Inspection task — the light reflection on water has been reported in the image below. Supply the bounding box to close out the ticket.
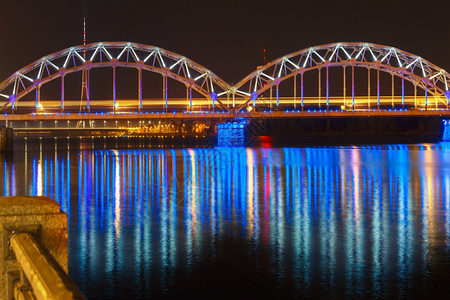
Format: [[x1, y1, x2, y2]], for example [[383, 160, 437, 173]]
[[2, 140, 450, 298]]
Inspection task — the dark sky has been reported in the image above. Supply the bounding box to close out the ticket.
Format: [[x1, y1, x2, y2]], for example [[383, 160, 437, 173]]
[[1, 0, 449, 84]]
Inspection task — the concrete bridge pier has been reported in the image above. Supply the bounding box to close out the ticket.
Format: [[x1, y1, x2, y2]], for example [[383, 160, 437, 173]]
[[217, 119, 246, 146], [442, 119, 450, 141], [0, 126, 13, 152]]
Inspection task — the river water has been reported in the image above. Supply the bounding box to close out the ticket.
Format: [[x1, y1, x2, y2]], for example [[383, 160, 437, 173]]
[[1, 138, 450, 299]]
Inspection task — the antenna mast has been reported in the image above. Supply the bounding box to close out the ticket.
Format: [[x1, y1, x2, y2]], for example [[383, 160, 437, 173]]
[[80, 17, 88, 113]]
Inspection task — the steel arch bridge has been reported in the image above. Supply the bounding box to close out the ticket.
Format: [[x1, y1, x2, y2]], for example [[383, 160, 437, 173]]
[[0, 41, 449, 116], [0, 42, 231, 113], [233, 42, 450, 111]]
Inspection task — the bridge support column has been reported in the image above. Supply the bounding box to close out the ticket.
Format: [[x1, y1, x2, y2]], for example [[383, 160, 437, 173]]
[[425, 87, 428, 110], [443, 119, 450, 141], [217, 120, 246, 147]]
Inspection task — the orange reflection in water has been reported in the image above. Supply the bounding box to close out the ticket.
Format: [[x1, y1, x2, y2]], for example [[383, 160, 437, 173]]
[[246, 148, 255, 237], [113, 150, 121, 240], [188, 149, 197, 239]]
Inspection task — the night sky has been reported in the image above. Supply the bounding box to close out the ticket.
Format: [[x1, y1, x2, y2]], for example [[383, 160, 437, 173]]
[[1, 0, 449, 84]]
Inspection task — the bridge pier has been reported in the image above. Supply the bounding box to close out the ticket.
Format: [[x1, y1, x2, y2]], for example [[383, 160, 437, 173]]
[[442, 119, 450, 141], [0, 126, 13, 152], [217, 120, 246, 147]]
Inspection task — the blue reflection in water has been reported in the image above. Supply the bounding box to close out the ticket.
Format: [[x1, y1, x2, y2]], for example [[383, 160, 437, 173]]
[[2, 142, 450, 298]]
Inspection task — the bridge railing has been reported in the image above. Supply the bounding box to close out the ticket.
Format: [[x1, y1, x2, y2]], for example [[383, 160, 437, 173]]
[[0, 196, 86, 300], [10, 232, 86, 300]]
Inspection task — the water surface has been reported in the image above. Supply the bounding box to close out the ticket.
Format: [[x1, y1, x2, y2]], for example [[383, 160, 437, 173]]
[[2, 139, 450, 298]]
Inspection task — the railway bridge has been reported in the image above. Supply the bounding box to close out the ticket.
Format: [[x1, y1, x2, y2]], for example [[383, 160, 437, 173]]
[[0, 42, 449, 145]]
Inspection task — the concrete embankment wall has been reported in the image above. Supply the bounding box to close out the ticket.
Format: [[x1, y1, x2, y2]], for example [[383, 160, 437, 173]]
[[0, 126, 13, 152]]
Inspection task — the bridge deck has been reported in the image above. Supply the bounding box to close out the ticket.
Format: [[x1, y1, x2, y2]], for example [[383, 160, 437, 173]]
[[1, 109, 450, 122]]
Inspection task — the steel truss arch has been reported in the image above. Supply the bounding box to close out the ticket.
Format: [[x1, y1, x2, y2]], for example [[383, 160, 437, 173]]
[[234, 42, 450, 110], [0, 42, 231, 112]]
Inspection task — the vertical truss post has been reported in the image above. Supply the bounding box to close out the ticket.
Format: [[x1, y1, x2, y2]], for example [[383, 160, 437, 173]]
[[113, 66, 116, 113], [301, 72, 304, 111], [35, 84, 41, 110], [232, 92, 235, 108], [164, 75, 169, 110], [270, 86, 272, 109], [186, 85, 189, 110], [447, 91, 449, 110], [343, 66, 346, 107], [318, 68, 321, 108], [377, 66, 380, 109], [86, 69, 90, 111], [401, 74, 405, 109], [190, 88, 192, 111], [352, 65, 355, 110], [276, 84, 279, 107], [293, 74, 297, 109], [138, 68, 142, 110], [11, 79, 17, 112], [391, 73, 394, 108], [425, 87, 428, 110], [227, 93, 230, 108], [367, 68, 371, 109], [61, 75, 65, 112], [187, 86, 192, 111], [414, 83, 417, 109], [326, 65, 329, 110], [162, 74, 168, 110], [435, 90, 438, 109]]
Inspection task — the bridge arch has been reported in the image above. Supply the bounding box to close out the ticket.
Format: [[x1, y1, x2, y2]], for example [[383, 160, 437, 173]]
[[0, 42, 231, 112], [234, 42, 450, 110]]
